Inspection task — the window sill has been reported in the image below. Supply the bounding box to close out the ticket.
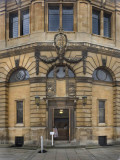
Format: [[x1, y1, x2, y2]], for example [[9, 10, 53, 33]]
[[98, 123, 106, 127], [15, 123, 24, 127], [47, 31, 75, 33], [8, 34, 30, 41], [92, 33, 112, 40]]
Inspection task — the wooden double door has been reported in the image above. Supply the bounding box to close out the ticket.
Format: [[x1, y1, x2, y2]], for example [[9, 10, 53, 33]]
[[48, 107, 74, 142]]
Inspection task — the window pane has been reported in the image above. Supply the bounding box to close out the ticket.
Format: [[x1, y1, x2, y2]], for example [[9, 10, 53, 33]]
[[104, 13, 111, 38], [17, 101, 23, 123], [48, 6, 59, 31], [62, 6, 73, 31], [9, 13, 18, 38], [99, 101, 105, 123], [92, 10, 100, 35], [68, 69, 75, 77], [21, 9, 29, 35]]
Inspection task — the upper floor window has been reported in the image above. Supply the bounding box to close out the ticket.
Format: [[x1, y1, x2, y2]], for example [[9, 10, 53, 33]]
[[92, 9, 100, 35], [92, 68, 113, 82], [104, 13, 111, 38], [9, 8, 29, 38], [9, 12, 18, 38], [21, 9, 29, 36], [92, 8, 112, 38], [48, 4, 73, 31]]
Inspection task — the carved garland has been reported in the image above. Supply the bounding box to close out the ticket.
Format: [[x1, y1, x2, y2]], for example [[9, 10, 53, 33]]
[[35, 28, 88, 75]]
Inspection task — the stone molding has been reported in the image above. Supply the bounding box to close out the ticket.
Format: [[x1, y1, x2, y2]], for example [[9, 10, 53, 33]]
[[1, 42, 120, 59]]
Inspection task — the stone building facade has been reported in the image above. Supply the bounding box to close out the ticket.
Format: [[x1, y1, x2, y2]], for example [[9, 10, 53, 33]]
[[0, 0, 120, 146]]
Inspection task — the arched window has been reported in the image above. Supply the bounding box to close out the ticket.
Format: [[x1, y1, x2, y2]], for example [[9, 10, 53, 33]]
[[9, 68, 29, 82], [92, 68, 113, 82], [48, 66, 75, 78]]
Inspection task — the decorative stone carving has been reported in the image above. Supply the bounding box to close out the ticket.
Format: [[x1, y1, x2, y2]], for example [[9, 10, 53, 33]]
[[15, 59, 19, 68], [35, 28, 88, 75], [35, 50, 39, 75], [102, 58, 106, 66], [47, 82, 55, 97], [68, 82, 76, 97], [82, 50, 87, 75], [54, 27, 67, 63], [15, 0, 21, 6]]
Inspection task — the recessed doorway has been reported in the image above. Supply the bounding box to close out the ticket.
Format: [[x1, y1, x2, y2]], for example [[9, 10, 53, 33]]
[[54, 109, 69, 140]]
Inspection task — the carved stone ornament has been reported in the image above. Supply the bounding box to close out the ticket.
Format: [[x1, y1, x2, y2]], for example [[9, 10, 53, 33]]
[[47, 82, 55, 97], [15, 0, 21, 5], [35, 28, 88, 74], [68, 82, 76, 97]]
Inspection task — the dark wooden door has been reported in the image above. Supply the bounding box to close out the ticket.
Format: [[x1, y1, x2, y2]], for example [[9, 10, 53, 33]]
[[99, 136, 107, 146]]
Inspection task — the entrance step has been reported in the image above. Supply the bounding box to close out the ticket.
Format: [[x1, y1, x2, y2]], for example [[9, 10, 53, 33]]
[[44, 140, 80, 148]]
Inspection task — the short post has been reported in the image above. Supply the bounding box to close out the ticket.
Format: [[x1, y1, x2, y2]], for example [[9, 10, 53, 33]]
[[41, 136, 43, 153], [50, 132, 54, 146]]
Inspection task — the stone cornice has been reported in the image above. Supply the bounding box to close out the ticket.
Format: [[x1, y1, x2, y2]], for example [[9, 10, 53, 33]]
[[1, 42, 120, 59]]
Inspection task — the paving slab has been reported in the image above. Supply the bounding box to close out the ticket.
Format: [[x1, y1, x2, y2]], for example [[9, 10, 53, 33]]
[[0, 146, 120, 160]]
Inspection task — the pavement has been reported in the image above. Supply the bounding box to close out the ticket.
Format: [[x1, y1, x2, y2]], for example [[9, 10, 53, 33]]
[[0, 145, 120, 160]]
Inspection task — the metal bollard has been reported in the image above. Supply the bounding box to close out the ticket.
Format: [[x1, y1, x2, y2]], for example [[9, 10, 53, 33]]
[[41, 136, 43, 153]]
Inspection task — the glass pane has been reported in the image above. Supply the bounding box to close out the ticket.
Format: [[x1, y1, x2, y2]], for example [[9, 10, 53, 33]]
[[17, 101, 23, 123], [104, 14, 111, 38], [62, 6, 73, 31], [57, 67, 65, 78], [9, 13, 18, 38], [92, 10, 100, 35], [99, 101, 105, 123], [48, 6, 59, 31], [68, 69, 75, 77], [48, 70, 54, 78], [21, 9, 29, 35]]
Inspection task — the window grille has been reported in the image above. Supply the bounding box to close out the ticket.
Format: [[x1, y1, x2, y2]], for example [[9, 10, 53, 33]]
[[92, 10, 100, 35], [21, 9, 29, 35], [9, 12, 18, 38], [99, 101, 105, 123], [104, 13, 111, 38], [16, 101, 23, 124]]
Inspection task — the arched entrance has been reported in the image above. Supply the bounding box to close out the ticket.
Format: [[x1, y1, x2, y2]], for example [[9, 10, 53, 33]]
[[47, 65, 76, 141]]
